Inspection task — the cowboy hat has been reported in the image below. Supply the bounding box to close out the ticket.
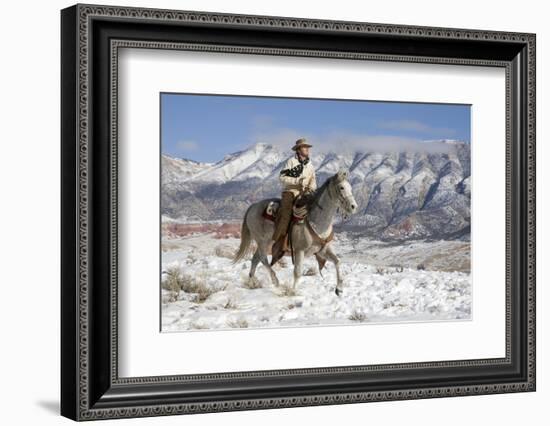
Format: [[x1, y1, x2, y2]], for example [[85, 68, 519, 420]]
[[291, 138, 313, 151]]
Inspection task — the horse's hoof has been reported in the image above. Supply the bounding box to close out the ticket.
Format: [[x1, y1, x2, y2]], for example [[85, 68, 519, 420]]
[[335, 288, 343, 297]]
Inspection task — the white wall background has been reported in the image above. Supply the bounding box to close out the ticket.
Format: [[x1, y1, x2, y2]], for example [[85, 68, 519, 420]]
[[0, 0, 546, 424]]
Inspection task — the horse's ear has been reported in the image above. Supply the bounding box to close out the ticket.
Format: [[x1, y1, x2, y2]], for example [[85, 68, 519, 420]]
[[336, 169, 349, 182]]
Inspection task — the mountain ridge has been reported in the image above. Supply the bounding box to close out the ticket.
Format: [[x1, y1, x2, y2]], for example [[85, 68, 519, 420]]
[[161, 141, 471, 241]]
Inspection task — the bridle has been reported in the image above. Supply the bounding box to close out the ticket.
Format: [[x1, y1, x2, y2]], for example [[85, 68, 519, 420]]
[[326, 177, 355, 218]]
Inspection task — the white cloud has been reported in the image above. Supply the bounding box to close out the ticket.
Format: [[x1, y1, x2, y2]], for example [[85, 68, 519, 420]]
[[251, 128, 310, 150], [176, 140, 199, 152], [378, 119, 456, 137], [250, 128, 459, 154]]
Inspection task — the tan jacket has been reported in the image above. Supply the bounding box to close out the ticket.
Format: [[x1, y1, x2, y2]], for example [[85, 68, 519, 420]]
[[279, 155, 317, 197]]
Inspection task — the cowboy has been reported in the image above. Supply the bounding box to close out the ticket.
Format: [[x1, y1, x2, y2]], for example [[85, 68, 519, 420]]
[[271, 137, 317, 265]]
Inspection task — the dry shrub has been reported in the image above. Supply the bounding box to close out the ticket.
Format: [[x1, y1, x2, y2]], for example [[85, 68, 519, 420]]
[[170, 270, 223, 303], [162, 267, 184, 293], [189, 322, 208, 330], [223, 298, 239, 310], [161, 292, 178, 304], [349, 310, 368, 322], [278, 283, 298, 297], [193, 285, 218, 303], [242, 276, 262, 289], [214, 244, 235, 259], [226, 318, 249, 328]]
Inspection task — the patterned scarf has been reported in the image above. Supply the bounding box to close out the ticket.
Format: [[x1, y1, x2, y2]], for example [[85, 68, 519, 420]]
[[280, 155, 310, 178]]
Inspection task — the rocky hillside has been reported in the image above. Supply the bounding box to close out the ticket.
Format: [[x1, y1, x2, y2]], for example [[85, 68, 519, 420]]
[[161, 141, 471, 241]]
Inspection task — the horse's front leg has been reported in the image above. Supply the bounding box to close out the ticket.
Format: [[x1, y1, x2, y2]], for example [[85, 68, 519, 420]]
[[292, 250, 304, 290], [260, 254, 280, 287], [324, 245, 344, 296]]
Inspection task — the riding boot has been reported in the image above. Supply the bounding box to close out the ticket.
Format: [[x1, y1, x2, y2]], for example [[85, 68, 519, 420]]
[[271, 191, 294, 265], [272, 191, 295, 241]]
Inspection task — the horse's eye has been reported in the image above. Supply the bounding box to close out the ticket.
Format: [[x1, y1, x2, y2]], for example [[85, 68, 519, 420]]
[[339, 186, 344, 190]]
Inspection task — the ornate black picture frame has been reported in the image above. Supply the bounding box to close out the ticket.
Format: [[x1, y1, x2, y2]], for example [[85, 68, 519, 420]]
[[61, 3, 536, 421]]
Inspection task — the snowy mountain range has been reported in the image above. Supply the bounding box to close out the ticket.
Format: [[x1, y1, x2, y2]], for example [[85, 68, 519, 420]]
[[161, 141, 471, 241]]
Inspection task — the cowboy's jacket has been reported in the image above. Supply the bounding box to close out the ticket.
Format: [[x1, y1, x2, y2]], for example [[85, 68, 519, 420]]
[[279, 154, 317, 197]]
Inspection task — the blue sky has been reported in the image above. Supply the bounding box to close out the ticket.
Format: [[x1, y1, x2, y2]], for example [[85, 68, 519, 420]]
[[161, 93, 470, 163]]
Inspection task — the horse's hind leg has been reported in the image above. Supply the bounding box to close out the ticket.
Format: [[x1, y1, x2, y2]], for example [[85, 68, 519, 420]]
[[248, 250, 261, 280]]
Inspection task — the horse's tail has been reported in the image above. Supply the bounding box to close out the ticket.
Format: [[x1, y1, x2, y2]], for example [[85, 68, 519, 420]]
[[232, 205, 253, 264]]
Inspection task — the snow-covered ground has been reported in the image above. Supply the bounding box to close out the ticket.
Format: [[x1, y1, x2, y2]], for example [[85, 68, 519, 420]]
[[161, 231, 471, 332]]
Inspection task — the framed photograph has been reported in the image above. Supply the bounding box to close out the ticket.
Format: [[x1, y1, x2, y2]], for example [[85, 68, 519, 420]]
[[61, 3, 536, 421]]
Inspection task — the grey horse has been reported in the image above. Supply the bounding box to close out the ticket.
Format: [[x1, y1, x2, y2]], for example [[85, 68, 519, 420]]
[[232, 170, 357, 296]]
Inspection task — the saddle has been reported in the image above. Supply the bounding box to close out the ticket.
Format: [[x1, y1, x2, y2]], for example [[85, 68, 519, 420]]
[[262, 199, 306, 224]]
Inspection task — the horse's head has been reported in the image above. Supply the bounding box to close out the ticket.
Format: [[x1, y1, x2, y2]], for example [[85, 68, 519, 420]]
[[329, 169, 357, 216]]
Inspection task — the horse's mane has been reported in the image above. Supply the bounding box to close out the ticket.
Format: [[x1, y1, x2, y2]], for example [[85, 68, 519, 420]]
[[302, 175, 333, 209]]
